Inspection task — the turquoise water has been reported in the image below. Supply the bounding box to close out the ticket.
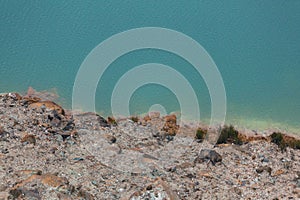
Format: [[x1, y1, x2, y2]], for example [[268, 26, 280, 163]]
[[1, 1, 300, 133]]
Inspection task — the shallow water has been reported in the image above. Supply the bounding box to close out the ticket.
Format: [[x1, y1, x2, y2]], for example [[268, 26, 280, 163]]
[[1, 1, 300, 133]]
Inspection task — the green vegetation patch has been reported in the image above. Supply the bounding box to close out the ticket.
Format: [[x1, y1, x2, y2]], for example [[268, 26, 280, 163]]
[[270, 132, 300, 150], [195, 128, 207, 141], [217, 125, 242, 145]]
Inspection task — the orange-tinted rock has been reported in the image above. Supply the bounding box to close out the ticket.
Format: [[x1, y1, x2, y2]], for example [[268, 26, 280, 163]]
[[21, 134, 36, 145], [141, 115, 151, 126], [281, 134, 300, 149], [29, 101, 65, 115], [14, 173, 68, 189], [238, 133, 267, 143], [273, 169, 285, 176], [40, 173, 68, 187], [198, 170, 213, 178], [16, 170, 42, 177], [143, 115, 151, 122], [22, 96, 41, 105], [164, 114, 177, 123], [268, 132, 300, 150], [162, 114, 179, 136], [128, 147, 143, 152], [41, 123, 50, 128], [107, 116, 117, 126]]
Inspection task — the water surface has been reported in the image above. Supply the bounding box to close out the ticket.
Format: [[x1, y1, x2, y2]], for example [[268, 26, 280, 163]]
[[1, 1, 300, 133]]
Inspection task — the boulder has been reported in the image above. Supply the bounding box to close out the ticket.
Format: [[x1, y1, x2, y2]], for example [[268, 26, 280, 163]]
[[195, 149, 222, 165]]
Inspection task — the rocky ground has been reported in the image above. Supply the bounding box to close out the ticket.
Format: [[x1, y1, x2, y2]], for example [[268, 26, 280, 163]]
[[0, 92, 299, 200]]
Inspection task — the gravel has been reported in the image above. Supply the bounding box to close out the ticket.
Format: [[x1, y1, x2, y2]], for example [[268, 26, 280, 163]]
[[0, 92, 299, 199]]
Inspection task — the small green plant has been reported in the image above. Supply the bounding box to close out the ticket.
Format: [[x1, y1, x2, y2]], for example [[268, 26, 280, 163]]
[[217, 125, 242, 145], [107, 116, 117, 126], [195, 128, 207, 141], [130, 116, 139, 123], [290, 140, 300, 149], [270, 132, 287, 151], [270, 132, 283, 145], [269, 132, 300, 150]]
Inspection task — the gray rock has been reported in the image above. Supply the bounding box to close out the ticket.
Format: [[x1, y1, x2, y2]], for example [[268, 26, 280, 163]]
[[195, 149, 222, 165]]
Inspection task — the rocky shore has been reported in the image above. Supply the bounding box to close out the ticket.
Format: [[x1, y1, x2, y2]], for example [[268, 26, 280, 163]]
[[0, 92, 299, 200]]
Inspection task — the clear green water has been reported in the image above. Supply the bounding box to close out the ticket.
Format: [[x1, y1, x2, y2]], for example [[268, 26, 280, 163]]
[[1, 1, 300, 133]]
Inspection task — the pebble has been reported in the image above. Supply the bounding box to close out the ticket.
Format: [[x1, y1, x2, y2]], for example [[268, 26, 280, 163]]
[[256, 166, 272, 175], [262, 157, 269, 162], [54, 134, 64, 142], [73, 157, 84, 161]]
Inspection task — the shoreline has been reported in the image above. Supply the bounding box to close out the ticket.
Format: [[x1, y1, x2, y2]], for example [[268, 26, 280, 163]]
[[1, 91, 299, 139], [97, 111, 300, 139], [3, 86, 300, 137]]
